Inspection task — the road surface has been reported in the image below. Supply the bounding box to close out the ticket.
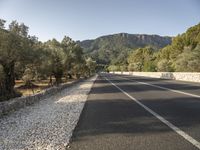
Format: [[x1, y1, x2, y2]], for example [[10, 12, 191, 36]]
[[68, 73, 200, 150]]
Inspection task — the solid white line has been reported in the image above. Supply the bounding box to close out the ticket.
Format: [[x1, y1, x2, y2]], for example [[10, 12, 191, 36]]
[[117, 76, 200, 99], [104, 76, 200, 149]]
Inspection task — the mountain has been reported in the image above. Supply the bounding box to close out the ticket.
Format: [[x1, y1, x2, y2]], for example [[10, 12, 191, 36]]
[[78, 33, 172, 64]]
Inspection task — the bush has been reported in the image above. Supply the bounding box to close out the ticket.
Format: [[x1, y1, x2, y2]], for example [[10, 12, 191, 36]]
[[22, 68, 34, 86], [157, 59, 173, 72], [108, 65, 120, 71]]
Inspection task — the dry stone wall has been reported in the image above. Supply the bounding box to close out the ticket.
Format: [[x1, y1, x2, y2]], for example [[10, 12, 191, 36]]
[[112, 72, 200, 83], [0, 79, 82, 117]]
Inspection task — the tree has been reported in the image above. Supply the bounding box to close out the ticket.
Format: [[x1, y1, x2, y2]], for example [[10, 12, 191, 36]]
[[22, 67, 34, 87], [128, 63, 135, 71], [61, 37, 85, 79], [86, 57, 96, 76], [174, 46, 200, 72], [157, 59, 173, 72], [119, 65, 127, 72], [156, 23, 200, 72], [0, 19, 97, 101], [0, 20, 37, 100], [128, 62, 142, 71], [0, 23, 20, 98], [143, 61, 156, 72], [71, 46, 85, 78], [61, 36, 75, 79], [127, 47, 156, 72], [35, 47, 52, 81], [0, 19, 6, 29], [0, 64, 5, 100], [108, 65, 120, 72], [44, 39, 65, 85]]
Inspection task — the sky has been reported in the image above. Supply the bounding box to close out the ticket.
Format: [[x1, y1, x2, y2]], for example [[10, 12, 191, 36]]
[[0, 0, 200, 42]]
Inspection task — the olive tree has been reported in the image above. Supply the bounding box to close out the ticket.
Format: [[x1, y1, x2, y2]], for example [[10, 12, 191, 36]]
[[61, 36, 85, 79], [0, 20, 37, 100], [85, 57, 96, 76], [44, 39, 65, 85], [0, 21, 28, 99]]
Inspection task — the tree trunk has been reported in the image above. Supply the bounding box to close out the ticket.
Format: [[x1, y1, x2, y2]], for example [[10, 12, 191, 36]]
[[49, 74, 53, 86], [68, 73, 72, 79], [2, 62, 16, 98], [54, 74, 62, 86]]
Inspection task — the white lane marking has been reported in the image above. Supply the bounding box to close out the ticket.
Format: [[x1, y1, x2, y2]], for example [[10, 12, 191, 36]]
[[117, 76, 200, 99], [104, 76, 200, 149]]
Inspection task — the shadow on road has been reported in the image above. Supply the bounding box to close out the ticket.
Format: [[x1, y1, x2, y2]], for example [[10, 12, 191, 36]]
[[70, 75, 200, 143]]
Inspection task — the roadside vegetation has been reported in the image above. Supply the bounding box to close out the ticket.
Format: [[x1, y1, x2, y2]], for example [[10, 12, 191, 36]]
[[1, 18, 199, 101], [0, 19, 96, 101], [107, 23, 200, 72]]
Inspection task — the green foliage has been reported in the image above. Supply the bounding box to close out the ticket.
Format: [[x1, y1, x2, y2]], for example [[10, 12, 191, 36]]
[[0, 20, 32, 100], [143, 61, 156, 72], [119, 65, 127, 72], [108, 65, 120, 72], [174, 45, 200, 72], [79, 33, 171, 64], [86, 57, 97, 76], [127, 47, 156, 71], [128, 63, 136, 71], [156, 59, 172, 72], [22, 67, 34, 86], [156, 23, 200, 72], [0, 19, 6, 29], [43, 39, 65, 84], [81, 23, 200, 73], [61, 36, 86, 79], [0, 19, 96, 101], [1, 17, 199, 102]]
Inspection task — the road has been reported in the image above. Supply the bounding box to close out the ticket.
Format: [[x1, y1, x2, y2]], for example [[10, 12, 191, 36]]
[[68, 73, 200, 150]]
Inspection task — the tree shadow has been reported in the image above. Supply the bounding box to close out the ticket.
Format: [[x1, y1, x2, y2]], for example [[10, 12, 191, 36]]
[[111, 74, 200, 94], [70, 76, 200, 146], [86, 77, 200, 96], [2, 74, 200, 150], [71, 97, 200, 141]]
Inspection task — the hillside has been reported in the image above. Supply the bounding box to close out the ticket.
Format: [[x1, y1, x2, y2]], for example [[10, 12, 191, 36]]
[[156, 23, 200, 72], [78, 33, 172, 64], [105, 23, 200, 72]]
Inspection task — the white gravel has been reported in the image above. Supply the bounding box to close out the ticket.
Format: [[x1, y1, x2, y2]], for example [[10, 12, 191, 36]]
[[0, 75, 97, 150]]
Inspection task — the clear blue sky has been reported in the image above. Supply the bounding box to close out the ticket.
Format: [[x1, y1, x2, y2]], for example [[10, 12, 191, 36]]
[[0, 0, 200, 41]]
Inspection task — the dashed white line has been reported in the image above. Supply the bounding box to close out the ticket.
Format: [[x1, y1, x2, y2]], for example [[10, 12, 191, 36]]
[[104, 76, 200, 149]]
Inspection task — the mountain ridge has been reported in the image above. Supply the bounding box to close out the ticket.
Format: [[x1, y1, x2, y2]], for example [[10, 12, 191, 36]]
[[77, 33, 172, 64]]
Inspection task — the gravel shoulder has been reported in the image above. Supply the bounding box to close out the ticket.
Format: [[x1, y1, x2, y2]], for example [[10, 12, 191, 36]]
[[0, 75, 97, 150]]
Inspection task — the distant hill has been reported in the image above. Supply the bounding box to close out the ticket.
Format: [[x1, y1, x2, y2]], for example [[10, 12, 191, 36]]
[[78, 33, 172, 64]]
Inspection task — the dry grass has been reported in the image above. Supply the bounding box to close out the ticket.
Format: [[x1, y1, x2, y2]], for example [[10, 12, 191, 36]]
[[15, 78, 76, 96]]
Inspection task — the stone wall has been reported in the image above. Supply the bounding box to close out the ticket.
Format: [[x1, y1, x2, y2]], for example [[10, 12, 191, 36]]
[[111, 71, 200, 83], [0, 79, 82, 117]]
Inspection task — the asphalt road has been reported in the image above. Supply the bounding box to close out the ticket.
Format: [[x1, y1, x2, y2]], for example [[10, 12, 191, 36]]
[[68, 73, 200, 150]]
